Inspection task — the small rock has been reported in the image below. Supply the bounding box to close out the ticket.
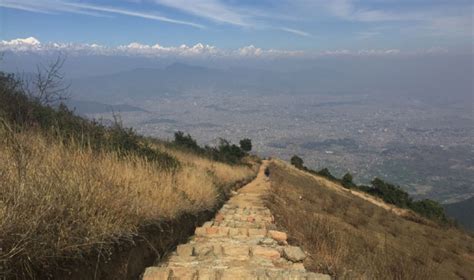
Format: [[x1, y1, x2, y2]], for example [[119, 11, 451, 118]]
[[202, 221, 213, 228], [268, 230, 287, 243], [259, 238, 277, 246], [283, 246, 306, 262], [292, 262, 306, 271], [215, 214, 225, 223], [176, 244, 194, 257]]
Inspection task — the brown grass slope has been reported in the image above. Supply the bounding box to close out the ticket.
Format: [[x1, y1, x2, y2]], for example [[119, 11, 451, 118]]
[[0, 128, 257, 279], [265, 159, 474, 280]]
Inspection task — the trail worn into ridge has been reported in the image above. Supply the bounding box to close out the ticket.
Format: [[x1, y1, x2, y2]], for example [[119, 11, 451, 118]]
[[142, 161, 331, 280]]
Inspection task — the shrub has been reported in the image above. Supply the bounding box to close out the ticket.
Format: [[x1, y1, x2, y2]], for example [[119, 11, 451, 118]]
[[239, 138, 252, 152], [369, 178, 412, 208], [214, 138, 246, 164], [317, 168, 337, 181], [342, 173, 355, 188], [290, 155, 304, 169], [172, 131, 248, 165], [173, 131, 201, 152], [410, 199, 447, 222]]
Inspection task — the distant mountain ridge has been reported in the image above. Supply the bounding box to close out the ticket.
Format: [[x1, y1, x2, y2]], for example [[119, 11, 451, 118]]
[[69, 63, 290, 101], [69, 61, 472, 104]]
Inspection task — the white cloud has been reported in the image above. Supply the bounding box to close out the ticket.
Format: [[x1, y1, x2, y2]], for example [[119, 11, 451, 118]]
[[66, 3, 205, 28], [237, 45, 263, 57], [0, 0, 204, 28], [152, 0, 250, 26], [117, 42, 220, 56], [279, 27, 311, 37], [0, 37, 454, 58], [356, 31, 381, 40], [357, 49, 401, 56], [1, 37, 41, 46]]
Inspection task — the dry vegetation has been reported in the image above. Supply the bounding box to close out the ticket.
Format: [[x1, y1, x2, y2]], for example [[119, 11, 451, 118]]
[[265, 159, 474, 280], [0, 126, 256, 278]]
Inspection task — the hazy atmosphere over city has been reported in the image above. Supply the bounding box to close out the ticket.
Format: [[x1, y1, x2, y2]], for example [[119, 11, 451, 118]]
[[1, 0, 473, 203], [1, 1, 474, 279]]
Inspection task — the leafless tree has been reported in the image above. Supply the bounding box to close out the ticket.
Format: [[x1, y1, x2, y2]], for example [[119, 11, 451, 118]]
[[21, 54, 70, 105]]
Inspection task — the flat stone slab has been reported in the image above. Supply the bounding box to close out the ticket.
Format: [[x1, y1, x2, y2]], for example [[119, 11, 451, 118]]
[[283, 246, 307, 262]]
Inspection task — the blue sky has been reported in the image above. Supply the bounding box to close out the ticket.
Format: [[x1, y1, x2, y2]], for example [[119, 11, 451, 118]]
[[0, 0, 472, 52]]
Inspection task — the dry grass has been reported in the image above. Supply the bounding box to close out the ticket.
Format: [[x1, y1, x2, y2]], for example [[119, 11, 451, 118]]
[[265, 159, 474, 279], [162, 144, 257, 187], [0, 128, 255, 278]]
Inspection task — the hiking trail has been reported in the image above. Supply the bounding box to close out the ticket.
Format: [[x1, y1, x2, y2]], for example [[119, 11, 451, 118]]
[[142, 160, 331, 280]]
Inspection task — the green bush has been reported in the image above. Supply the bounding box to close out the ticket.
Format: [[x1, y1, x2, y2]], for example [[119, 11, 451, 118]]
[[239, 138, 252, 152], [410, 199, 447, 222], [317, 168, 337, 181], [214, 138, 246, 164], [172, 131, 247, 165], [173, 131, 202, 152], [368, 178, 412, 208], [342, 173, 356, 188], [290, 155, 304, 169]]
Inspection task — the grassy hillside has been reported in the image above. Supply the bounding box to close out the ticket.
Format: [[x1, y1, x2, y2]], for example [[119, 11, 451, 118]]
[[265, 159, 474, 279], [0, 72, 257, 279], [445, 197, 474, 232]]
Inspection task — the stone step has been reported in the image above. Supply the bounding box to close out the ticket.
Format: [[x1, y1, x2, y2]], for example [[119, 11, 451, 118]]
[[143, 266, 331, 280], [194, 226, 286, 242], [141, 162, 331, 280]]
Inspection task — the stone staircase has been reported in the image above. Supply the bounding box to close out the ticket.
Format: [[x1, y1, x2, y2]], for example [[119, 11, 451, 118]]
[[142, 161, 331, 280]]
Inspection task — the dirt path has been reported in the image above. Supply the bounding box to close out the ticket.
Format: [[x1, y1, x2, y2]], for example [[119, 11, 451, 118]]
[[142, 161, 330, 280]]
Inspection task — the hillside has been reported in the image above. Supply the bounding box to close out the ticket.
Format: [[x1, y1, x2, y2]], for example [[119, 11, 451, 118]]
[[265, 159, 474, 279], [0, 71, 258, 279], [445, 197, 474, 232], [1, 68, 473, 280]]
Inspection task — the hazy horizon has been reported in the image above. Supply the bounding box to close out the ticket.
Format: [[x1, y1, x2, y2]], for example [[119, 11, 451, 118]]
[[1, 1, 473, 203]]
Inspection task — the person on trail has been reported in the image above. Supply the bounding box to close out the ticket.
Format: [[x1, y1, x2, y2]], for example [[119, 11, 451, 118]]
[[264, 167, 270, 177]]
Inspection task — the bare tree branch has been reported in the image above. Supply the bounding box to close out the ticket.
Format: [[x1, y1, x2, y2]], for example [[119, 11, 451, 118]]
[[21, 54, 71, 106]]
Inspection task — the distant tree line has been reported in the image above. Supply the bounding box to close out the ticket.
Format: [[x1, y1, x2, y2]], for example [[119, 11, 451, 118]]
[[172, 131, 252, 164], [290, 155, 449, 223]]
